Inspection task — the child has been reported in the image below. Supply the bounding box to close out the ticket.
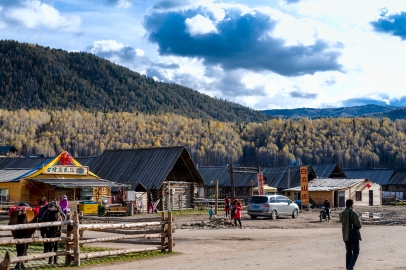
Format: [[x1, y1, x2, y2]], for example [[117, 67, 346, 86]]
[[208, 206, 214, 219], [232, 199, 242, 229]]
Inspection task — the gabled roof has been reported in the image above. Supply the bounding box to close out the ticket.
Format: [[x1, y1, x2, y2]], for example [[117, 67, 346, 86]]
[[284, 178, 368, 192], [89, 147, 204, 190], [262, 166, 317, 189], [343, 169, 394, 185], [198, 166, 259, 187], [0, 157, 52, 170], [0, 169, 33, 182], [74, 156, 99, 166], [387, 172, 406, 185], [0, 146, 18, 155], [311, 164, 347, 178]]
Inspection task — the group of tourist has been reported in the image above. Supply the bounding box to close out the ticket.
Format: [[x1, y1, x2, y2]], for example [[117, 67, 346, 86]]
[[209, 196, 242, 229]]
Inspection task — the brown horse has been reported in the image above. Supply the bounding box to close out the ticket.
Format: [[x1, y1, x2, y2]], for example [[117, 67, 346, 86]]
[[9, 203, 38, 269]]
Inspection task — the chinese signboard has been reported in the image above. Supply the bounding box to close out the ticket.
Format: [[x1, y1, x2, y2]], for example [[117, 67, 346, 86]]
[[300, 166, 309, 205], [257, 172, 264, 195], [43, 165, 89, 175]]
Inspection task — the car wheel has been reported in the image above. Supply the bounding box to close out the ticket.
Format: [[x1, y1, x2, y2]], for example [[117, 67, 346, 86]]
[[292, 209, 298, 219], [250, 215, 257, 220], [270, 210, 277, 220]]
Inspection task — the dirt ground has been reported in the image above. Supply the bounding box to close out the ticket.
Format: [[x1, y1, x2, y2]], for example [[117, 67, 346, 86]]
[[79, 205, 406, 270]]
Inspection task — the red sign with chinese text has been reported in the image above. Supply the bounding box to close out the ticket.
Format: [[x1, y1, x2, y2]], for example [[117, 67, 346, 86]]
[[300, 166, 309, 204], [257, 173, 264, 195]]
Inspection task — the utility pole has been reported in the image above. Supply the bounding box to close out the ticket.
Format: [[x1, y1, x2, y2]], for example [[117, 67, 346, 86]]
[[229, 164, 235, 200]]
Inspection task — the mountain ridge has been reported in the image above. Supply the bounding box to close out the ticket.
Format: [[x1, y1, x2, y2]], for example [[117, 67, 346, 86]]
[[0, 40, 269, 123], [261, 104, 406, 120]]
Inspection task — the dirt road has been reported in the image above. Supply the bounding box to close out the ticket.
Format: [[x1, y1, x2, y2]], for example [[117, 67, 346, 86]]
[[80, 208, 406, 270]]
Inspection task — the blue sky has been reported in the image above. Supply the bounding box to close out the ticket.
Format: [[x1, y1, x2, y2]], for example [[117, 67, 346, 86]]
[[1, 0, 406, 110]]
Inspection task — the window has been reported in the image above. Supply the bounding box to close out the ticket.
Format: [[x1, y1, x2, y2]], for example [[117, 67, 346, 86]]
[[250, 196, 268, 204], [356, 191, 362, 201]]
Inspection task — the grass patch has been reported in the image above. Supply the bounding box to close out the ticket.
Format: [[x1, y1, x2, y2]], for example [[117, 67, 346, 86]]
[[0, 244, 174, 269]]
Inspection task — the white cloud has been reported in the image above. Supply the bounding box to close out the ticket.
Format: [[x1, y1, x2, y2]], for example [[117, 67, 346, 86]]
[[117, 0, 132, 9], [135, 48, 145, 56], [5, 0, 81, 31], [90, 40, 125, 53], [185, 14, 218, 35]]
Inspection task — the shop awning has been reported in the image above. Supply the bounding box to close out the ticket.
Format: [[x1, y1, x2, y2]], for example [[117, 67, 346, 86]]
[[253, 184, 277, 193], [31, 178, 126, 188]]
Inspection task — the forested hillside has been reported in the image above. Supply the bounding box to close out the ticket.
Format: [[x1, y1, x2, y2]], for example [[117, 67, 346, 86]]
[[1, 109, 405, 169], [0, 40, 268, 123]]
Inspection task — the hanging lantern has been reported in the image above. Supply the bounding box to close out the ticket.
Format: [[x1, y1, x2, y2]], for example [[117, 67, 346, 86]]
[[365, 183, 371, 189], [60, 152, 73, 165]]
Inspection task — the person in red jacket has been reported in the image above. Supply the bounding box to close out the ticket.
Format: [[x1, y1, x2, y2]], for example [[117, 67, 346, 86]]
[[224, 196, 231, 218], [232, 199, 242, 229]]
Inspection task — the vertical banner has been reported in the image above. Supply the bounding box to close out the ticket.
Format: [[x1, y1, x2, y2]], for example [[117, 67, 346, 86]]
[[300, 166, 309, 205], [257, 173, 264, 195]]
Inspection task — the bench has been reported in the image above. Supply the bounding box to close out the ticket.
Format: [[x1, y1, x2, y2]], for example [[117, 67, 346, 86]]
[[106, 206, 127, 216]]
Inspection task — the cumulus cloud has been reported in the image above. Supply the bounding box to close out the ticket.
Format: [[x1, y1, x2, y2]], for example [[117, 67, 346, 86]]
[[285, 0, 302, 3], [371, 12, 406, 40], [144, 7, 342, 77], [0, 0, 81, 31]]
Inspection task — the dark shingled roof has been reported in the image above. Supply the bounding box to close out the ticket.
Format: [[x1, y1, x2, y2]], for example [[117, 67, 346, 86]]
[[89, 147, 204, 190], [198, 166, 258, 187], [0, 157, 52, 170], [262, 166, 317, 189], [311, 164, 347, 178], [343, 169, 394, 185], [387, 172, 406, 185]]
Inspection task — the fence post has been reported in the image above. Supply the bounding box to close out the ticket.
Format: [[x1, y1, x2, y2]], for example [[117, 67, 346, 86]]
[[160, 212, 166, 252], [65, 214, 73, 266], [79, 211, 84, 239], [73, 211, 80, 266], [168, 211, 173, 253]]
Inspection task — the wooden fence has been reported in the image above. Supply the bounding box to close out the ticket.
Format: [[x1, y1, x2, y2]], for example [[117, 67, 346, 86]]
[[0, 211, 174, 268]]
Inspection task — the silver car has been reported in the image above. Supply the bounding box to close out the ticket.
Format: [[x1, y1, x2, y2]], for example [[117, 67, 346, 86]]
[[247, 195, 299, 220]]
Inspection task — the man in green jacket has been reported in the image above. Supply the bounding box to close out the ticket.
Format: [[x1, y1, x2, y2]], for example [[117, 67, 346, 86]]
[[339, 199, 362, 270]]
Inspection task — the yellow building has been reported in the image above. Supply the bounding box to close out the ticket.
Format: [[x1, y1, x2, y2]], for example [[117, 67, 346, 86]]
[[0, 151, 121, 207]]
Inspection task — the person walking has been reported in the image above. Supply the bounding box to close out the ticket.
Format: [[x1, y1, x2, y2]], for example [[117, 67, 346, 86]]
[[232, 199, 242, 229], [224, 196, 231, 218], [339, 199, 362, 270], [147, 192, 154, 214]]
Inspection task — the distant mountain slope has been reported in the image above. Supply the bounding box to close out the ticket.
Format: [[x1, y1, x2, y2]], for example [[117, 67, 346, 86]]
[[368, 107, 406, 121], [261, 105, 398, 118], [0, 40, 269, 123]]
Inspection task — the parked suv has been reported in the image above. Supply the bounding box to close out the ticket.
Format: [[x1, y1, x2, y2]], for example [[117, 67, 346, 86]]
[[247, 195, 299, 220]]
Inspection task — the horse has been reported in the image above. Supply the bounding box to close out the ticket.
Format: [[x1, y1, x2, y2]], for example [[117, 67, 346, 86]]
[[9, 203, 38, 269], [39, 200, 64, 265]]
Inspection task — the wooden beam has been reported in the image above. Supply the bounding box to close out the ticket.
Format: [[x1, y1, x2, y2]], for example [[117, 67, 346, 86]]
[[79, 221, 163, 231], [81, 216, 161, 223], [9, 251, 73, 263], [0, 237, 71, 245], [79, 246, 166, 260], [79, 233, 166, 244], [0, 220, 73, 231], [87, 229, 162, 235]]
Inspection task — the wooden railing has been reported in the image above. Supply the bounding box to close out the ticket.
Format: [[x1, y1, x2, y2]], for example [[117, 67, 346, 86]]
[[0, 211, 174, 268]]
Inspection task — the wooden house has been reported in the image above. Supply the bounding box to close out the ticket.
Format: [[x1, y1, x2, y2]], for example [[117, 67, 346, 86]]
[[284, 178, 382, 207], [89, 147, 204, 211], [0, 151, 121, 206]]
